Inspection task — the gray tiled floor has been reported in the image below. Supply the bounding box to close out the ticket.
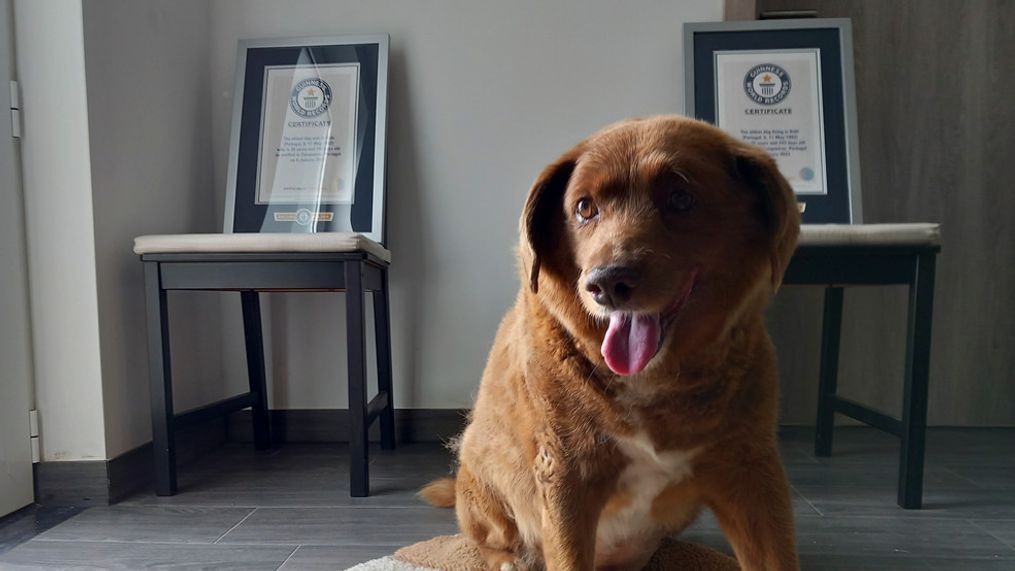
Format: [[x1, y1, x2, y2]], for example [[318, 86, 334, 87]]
[[0, 427, 1012, 570]]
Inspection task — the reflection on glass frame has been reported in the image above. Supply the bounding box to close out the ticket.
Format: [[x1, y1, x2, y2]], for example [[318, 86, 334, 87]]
[[684, 19, 862, 224], [224, 35, 389, 243]]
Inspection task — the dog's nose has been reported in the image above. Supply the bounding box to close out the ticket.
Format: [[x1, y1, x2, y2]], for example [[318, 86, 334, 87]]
[[585, 266, 638, 307]]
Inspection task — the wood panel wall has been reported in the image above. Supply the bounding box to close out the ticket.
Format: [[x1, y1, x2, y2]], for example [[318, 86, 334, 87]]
[[752, 0, 1015, 425]]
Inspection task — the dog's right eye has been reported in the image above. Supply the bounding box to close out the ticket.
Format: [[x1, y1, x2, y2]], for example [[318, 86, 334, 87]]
[[575, 197, 599, 223]]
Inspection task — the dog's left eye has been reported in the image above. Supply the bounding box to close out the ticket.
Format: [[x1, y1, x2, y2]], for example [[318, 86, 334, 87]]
[[667, 190, 696, 213], [575, 197, 599, 222]]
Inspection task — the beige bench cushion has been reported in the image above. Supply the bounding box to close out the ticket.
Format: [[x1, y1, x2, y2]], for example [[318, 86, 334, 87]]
[[799, 223, 940, 247], [134, 224, 938, 263], [134, 233, 391, 263]]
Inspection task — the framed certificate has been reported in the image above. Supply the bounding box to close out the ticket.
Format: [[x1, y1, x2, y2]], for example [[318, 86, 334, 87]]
[[224, 35, 389, 243], [684, 19, 862, 223]]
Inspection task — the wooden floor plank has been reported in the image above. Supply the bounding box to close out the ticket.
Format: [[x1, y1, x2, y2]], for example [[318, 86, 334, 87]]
[[0, 541, 295, 570], [216, 507, 457, 546], [33, 506, 254, 544]]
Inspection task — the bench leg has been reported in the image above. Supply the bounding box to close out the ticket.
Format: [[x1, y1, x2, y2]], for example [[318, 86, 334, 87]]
[[241, 291, 271, 450], [345, 261, 369, 497], [898, 253, 936, 509], [815, 286, 844, 457], [374, 267, 396, 451], [144, 262, 177, 496]]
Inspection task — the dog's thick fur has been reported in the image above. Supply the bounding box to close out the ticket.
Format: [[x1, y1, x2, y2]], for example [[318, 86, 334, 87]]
[[422, 116, 801, 571]]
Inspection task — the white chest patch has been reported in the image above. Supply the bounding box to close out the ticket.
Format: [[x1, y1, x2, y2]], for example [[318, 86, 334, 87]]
[[596, 433, 698, 552]]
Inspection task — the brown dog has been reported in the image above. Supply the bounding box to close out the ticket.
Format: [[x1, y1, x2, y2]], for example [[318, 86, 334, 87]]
[[422, 116, 800, 571]]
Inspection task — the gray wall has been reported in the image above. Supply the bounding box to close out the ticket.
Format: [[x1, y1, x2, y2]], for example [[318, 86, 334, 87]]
[[761, 0, 1015, 425], [83, 0, 229, 456]]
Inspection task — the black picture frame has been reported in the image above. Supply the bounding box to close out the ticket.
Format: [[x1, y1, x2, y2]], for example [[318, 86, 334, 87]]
[[224, 35, 389, 244], [684, 19, 862, 224]]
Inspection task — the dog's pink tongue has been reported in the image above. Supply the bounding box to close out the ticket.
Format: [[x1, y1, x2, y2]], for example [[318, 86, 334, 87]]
[[601, 312, 661, 376]]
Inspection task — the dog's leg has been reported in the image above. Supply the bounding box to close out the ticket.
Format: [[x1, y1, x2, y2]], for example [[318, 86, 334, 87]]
[[701, 448, 799, 571], [535, 445, 599, 571], [455, 465, 528, 570]]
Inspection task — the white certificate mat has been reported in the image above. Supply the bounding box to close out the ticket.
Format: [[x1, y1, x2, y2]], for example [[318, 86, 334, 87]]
[[255, 63, 360, 204], [715, 50, 827, 195]]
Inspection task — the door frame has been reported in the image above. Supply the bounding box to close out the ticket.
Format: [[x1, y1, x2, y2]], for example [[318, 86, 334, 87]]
[[0, 0, 37, 518]]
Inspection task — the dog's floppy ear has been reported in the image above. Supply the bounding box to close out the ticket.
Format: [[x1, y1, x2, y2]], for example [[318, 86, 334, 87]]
[[730, 141, 801, 291], [520, 145, 583, 293]]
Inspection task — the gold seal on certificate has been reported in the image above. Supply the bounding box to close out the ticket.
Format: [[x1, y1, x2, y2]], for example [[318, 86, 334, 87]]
[[715, 50, 826, 195], [255, 63, 360, 205]]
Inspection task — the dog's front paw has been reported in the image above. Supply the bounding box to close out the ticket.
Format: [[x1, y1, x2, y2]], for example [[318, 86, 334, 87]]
[[498, 560, 532, 571], [481, 548, 531, 571]]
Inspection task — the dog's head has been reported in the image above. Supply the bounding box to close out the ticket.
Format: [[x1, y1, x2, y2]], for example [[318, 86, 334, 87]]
[[520, 116, 799, 376]]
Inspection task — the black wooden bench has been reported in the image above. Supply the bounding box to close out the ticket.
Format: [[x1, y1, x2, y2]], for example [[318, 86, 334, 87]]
[[785, 223, 941, 509], [136, 233, 394, 498]]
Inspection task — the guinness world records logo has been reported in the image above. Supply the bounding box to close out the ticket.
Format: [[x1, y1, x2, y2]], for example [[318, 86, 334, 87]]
[[743, 63, 791, 105], [290, 78, 333, 117]]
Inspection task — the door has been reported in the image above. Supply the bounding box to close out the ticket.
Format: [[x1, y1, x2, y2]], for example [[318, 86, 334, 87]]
[[0, 0, 35, 517]]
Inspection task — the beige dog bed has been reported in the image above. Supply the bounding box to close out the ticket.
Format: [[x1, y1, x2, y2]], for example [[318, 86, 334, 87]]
[[347, 534, 738, 570]]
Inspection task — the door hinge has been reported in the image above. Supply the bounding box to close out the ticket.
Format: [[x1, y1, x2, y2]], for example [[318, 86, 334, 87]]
[[29, 409, 39, 463], [10, 80, 21, 139]]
